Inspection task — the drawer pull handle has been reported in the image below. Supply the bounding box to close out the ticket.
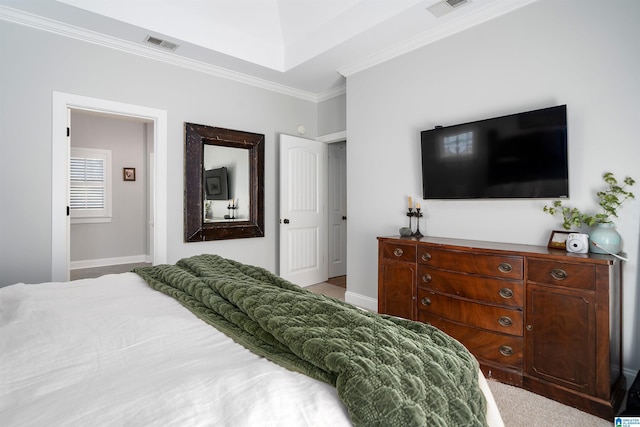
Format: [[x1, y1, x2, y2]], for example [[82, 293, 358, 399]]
[[499, 288, 514, 299], [393, 248, 404, 257], [421, 252, 432, 262], [498, 316, 513, 327], [550, 268, 568, 280], [421, 274, 432, 283], [499, 346, 514, 357], [420, 297, 431, 306], [497, 263, 512, 273]]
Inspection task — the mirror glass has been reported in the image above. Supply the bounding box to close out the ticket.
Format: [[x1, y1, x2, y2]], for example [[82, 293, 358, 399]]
[[184, 123, 264, 241], [203, 145, 249, 222]]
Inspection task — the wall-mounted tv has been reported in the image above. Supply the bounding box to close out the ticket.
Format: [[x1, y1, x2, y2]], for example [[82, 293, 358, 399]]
[[204, 167, 229, 200], [420, 105, 568, 199]]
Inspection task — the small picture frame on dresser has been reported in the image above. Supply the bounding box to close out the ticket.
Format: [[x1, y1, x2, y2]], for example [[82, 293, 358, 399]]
[[547, 230, 571, 249]]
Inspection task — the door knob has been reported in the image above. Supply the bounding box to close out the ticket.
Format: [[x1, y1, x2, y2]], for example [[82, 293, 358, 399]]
[[283, 219, 290, 224], [342, 216, 347, 220]]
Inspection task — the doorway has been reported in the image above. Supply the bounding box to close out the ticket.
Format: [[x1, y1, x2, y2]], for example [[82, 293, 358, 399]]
[[68, 109, 153, 278], [51, 92, 167, 282], [328, 141, 347, 279], [278, 134, 327, 286], [278, 133, 347, 287]]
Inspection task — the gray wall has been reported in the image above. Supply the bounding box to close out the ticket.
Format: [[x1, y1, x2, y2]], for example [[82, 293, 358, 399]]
[[318, 93, 346, 136], [345, 0, 640, 375], [0, 20, 318, 286], [70, 111, 149, 263]]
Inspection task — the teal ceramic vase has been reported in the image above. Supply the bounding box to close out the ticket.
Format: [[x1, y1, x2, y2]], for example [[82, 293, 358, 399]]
[[589, 223, 622, 254]]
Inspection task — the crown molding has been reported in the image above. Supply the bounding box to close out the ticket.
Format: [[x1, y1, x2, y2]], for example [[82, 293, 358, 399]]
[[0, 5, 347, 103], [338, 0, 539, 77], [317, 84, 346, 102]]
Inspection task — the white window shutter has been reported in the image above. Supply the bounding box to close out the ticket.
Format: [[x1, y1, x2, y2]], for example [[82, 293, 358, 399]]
[[70, 147, 112, 223]]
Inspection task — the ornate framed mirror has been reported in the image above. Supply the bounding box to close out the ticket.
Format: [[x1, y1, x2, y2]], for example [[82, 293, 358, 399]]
[[184, 123, 264, 241]]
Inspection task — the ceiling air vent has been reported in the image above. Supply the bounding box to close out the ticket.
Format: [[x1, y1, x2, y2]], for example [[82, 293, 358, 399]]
[[427, 0, 471, 18], [144, 35, 179, 51], [447, 0, 468, 7]]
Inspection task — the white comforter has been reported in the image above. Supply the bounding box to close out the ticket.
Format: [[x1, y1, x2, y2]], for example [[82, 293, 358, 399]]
[[0, 273, 503, 427]]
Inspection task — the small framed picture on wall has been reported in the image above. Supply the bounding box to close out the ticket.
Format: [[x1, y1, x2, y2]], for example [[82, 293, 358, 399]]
[[123, 167, 136, 181]]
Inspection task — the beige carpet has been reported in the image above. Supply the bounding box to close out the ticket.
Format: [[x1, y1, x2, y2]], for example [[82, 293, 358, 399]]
[[487, 380, 614, 426]]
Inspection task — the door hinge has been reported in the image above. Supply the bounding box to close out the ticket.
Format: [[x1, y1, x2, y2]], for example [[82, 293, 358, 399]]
[[67, 206, 70, 216], [67, 127, 70, 137]]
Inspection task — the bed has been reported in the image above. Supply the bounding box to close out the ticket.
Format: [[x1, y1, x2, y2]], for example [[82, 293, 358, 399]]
[[0, 254, 503, 426]]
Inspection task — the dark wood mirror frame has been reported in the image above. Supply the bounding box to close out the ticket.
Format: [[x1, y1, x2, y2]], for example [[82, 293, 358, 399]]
[[184, 123, 264, 241]]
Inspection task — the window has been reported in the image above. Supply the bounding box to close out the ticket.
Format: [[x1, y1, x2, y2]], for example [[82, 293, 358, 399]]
[[70, 147, 112, 223], [442, 131, 474, 158]]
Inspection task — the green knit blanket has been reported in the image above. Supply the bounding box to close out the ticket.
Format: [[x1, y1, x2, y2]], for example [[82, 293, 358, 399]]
[[134, 254, 487, 427]]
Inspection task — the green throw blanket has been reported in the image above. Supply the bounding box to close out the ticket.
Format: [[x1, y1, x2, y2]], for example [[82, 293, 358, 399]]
[[134, 254, 487, 427]]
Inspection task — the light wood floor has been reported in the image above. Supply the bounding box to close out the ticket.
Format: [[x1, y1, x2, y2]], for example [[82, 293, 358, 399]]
[[306, 276, 346, 301], [326, 275, 346, 288]]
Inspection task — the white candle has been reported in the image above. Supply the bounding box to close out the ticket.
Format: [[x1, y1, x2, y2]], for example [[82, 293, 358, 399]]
[[408, 196, 412, 209], [416, 202, 421, 209]]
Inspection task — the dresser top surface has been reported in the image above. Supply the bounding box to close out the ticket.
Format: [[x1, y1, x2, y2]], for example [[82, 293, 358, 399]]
[[378, 235, 617, 265]]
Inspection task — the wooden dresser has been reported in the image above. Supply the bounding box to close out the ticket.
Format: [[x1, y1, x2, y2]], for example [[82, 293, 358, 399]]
[[378, 235, 626, 419]]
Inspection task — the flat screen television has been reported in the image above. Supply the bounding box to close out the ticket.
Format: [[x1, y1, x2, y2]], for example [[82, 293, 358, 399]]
[[204, 167, 229, 200], [420, 105, 568, 199]]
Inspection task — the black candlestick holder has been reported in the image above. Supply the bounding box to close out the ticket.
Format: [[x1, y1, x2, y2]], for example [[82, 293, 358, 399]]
[[227, 203, 237, 219], [406, 208, 414, 231], [413, 208, 423, 237]]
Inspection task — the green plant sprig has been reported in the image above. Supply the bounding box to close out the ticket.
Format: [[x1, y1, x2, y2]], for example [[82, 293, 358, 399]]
[[543, 172, 635, 230]]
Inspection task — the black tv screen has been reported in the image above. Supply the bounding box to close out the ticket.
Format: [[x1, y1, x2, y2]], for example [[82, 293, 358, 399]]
[[420, 105, 568, 199], [204, 167, 229, 200]]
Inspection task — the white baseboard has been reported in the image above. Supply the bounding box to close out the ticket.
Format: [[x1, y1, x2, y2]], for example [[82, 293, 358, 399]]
[[624, 367, 639, 386], [70, 255, 149, 270], [345, 291, 378, 312]]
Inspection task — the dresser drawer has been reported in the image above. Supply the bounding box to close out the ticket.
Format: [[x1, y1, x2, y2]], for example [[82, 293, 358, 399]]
[[421, 314, 523, 369], [417, 266, 523, 307], [380, 242, 416, 263], [527, 259, 596, 291], [417, 289, 523, 336], [417, 247, 523, 279]]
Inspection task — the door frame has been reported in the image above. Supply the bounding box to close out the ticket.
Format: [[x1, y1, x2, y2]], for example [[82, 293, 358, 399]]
[[51, 92, 167, 281]]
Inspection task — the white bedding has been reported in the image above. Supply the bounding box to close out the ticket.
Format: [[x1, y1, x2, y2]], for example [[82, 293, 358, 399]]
[[0, 272, 503, 426]]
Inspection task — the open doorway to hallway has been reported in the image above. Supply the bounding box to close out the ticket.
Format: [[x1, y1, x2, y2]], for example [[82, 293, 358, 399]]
[[51, 92, 168, 283], [68, 109, 154, 278], [328, 140, 347, 282]]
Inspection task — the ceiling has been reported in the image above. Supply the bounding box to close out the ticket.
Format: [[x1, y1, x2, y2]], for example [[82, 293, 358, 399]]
[[0, 0, 538, 99]]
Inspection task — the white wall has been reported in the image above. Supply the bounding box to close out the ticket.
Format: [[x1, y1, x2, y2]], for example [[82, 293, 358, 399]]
[[0, 20, 317, 286], [346, 0, 640, 374]]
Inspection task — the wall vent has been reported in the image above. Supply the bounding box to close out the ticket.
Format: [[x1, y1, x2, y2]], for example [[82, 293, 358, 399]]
[[144, 35, 179, 51], [427, 0, 471, 18]]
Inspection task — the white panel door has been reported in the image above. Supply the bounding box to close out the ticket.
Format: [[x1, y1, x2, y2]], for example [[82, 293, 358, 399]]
[[279, 134, 327, 287], [328, 142, 347, 278]]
